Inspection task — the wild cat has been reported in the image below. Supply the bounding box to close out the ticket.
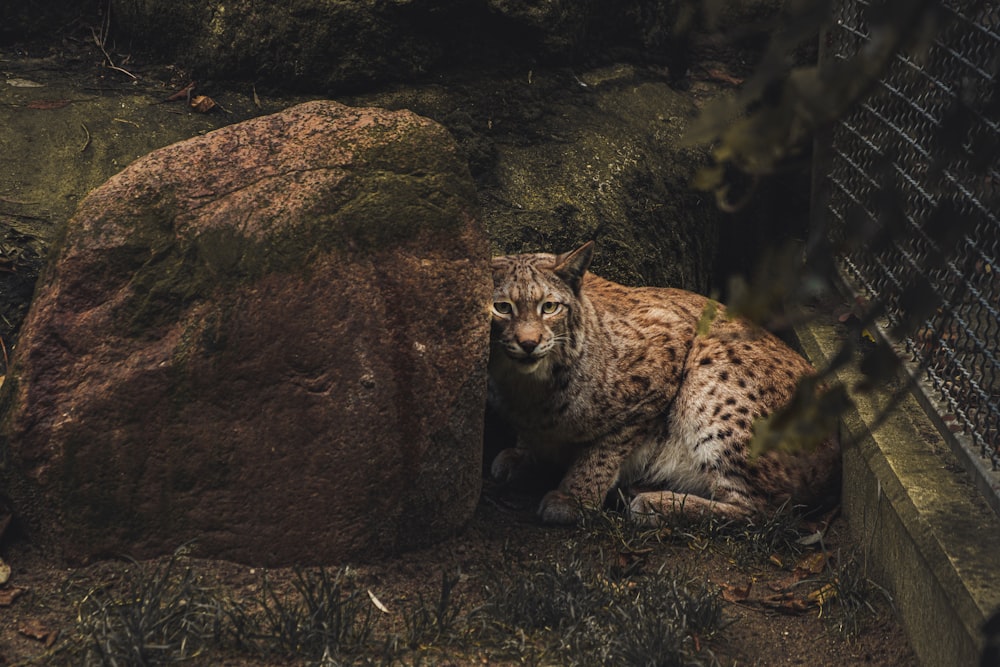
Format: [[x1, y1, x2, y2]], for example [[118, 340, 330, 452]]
[[487, 241, 840, 524]]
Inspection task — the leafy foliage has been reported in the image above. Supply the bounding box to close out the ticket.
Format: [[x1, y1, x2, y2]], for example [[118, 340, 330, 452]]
[[684, 0, 995, 458], [687, 0, 944, 196]]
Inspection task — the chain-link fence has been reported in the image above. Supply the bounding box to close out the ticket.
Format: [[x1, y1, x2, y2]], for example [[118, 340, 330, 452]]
[[813, 1, 1000, 511]]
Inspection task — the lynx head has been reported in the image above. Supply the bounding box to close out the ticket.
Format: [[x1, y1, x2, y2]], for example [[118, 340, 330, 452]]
[[489, 241, 594, 375]]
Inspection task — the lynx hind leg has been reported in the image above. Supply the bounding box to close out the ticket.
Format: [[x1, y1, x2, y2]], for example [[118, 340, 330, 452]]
[[490, 446, 537, 484], [628, 491, 753, 526]]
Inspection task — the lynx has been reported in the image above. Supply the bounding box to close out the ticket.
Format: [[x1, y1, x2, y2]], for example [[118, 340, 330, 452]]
[[487, 241, 841, 524]]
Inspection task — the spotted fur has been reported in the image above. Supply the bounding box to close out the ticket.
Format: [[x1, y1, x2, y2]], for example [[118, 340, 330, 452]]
[[488, 242, 841, 524]]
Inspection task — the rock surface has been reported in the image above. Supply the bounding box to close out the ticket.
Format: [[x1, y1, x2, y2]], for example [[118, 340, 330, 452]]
[[108, 0, 783, 93], [479, 66, 720, 292], [0, 100, 490, 566], [352, 65, 722, 292]]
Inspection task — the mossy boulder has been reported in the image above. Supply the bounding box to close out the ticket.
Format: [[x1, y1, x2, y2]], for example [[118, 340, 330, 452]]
[[0, 100, 490, 566]]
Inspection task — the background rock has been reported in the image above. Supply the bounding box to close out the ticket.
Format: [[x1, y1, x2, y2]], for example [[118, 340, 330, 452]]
[[0, 100, 490, 566], [0, 60, 732, 354], [108, 0, 784, 93], [0, 0, 95, 42], [352, 66, 720, 291], [0, 0, 795, 351], [479, 66, 719, 291]]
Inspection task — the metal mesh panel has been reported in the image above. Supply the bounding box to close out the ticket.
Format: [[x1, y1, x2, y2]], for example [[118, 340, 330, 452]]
[[818, 1, 1000, 502]]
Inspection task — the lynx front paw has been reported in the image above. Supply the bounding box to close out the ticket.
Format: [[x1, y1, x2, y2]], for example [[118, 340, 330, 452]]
[[628, 490, 753, 524], [490, 447, 535, 483], [538, 490, 583, 524], [627, 493, 668, 527]]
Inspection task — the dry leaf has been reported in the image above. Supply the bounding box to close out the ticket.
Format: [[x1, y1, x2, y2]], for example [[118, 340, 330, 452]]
[[367, 589, 390, 613], [19, 618, 57, 646], [720, 581, 752, 603], [761, 592, 811, 614], [27, 99, 72, 110], [0, 558, 10, 585], [808, 582, 838, 606], [794, 551, 829, 577], [767, 573, 801, 593], [0, 586, 27, 606], [190, 95, 216, 113], [796, 530, 825, 546], [703, 67, 744, 86], [164, 81, 196, 103], [6, 78, 44, 88]]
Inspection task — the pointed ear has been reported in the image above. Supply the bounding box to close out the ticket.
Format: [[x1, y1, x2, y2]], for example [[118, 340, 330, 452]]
[[553, 241, 594, 292]]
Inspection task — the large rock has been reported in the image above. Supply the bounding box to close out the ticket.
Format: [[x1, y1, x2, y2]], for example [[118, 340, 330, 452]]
[[108, 0, 783, 93], [0, 100, 490, 566]]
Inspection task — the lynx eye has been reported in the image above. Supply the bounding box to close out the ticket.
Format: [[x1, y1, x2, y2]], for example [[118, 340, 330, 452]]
[[540, 301, 561, 315], [493, 301, 514, 316]]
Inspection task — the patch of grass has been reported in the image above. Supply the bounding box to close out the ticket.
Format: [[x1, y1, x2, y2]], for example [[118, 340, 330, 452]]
[[477, 551, 723, 666], [36, 502, 863, 666], [227, 565, 376, 661], [819, 549, 894, 637], [482, 556, 613, 632], [612, 608, 696, 667], [582, 497, 810, 570], [723, 503, 809, 567], [62, 550, 225, 666], [51, 558, 475, 666], [579, 500, 667, 558], [609, 565, 724, 666], [401, 569, 466, 650], [578, 500, 894, 646]]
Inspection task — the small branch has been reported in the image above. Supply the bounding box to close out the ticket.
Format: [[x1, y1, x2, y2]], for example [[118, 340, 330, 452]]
[[90, 2, 137, 81]]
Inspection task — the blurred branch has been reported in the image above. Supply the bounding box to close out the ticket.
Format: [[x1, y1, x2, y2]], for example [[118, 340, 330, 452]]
[[686, 0, 944, 192], [682, 0, 997, 457]]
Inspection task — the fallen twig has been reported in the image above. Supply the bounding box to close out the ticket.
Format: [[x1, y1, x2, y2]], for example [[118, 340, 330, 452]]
[[90, 3, 137, 80]]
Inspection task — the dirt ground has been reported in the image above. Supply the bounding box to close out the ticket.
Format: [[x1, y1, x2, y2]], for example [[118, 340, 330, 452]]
[[0, 477, 917, 666], [0, 21, 919, 667]]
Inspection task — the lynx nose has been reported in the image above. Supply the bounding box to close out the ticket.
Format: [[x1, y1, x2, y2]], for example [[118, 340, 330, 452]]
[[518, 339, 539, 355]]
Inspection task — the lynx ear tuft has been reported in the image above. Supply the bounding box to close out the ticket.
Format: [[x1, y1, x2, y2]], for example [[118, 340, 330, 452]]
[[553, 241, 595, 292]]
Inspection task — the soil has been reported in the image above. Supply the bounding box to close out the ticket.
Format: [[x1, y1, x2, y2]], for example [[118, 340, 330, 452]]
[[0, 20, 917, 667], [0, 478, 917, 666]]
